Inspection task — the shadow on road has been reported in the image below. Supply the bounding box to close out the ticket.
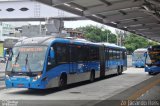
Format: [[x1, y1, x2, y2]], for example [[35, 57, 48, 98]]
[[7, 74, 119, 96]]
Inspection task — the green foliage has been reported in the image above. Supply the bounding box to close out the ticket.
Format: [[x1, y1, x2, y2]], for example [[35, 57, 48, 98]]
[[77, 25, 116, 43], [77, 25, 159, 54], [124, 33, 158, 54]]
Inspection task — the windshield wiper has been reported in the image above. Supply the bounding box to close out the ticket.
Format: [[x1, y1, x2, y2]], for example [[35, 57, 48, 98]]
[[10, 52, 20, 73], [25, 54, 31, 73], [15, 52, 20, 65]]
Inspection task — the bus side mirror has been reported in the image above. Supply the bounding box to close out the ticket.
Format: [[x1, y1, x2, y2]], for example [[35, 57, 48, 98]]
[[47, 49, 55, 66], [49, 49, 54, 59], [8, 51, 13, 61], [144, 52, 147, 57]]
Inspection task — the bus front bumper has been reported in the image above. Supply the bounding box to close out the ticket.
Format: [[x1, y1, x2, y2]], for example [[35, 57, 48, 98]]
[[134, 61, 145, 67], [5, 77, 46, 89], [145, 66, 160, 73]]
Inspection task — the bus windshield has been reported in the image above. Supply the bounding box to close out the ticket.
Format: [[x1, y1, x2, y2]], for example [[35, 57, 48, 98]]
[[6, 46, 47, 72], [146, 51, 160, 65], [133, 52, 144, 60]]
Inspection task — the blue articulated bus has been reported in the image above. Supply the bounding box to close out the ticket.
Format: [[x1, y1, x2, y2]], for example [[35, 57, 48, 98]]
[[132, 48, 147, 68], [5, 37, 127, 89], [145, 45, 160, 75]]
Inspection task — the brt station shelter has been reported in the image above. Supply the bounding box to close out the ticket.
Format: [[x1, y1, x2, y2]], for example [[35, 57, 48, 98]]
[[0, 0, 160, 42], [36, 0, 160, 42]]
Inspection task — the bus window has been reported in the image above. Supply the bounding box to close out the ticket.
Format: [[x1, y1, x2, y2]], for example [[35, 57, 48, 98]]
[[89, 47, 99, 61], [123, 51, 126, 60], [117, 50, 120, 59], [77, 46, 89, 62], [120, 51, 123, 59], [56, 44, 68, 64], [77, 45, 83, 62], [113, 50, 117, 60], [69, 45, 77, 62], [109, 49, 113, 60], [83, 46, 89, 61], [105, 48, 109, 60]]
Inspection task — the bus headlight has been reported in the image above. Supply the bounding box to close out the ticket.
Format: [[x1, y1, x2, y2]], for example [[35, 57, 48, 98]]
[[5, 75, 10, 79], [33, 74, 41, 82], [145, 65, 148, 67]]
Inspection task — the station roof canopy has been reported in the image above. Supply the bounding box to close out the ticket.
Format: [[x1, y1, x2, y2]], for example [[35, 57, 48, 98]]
[[36, 0, 160, 42]]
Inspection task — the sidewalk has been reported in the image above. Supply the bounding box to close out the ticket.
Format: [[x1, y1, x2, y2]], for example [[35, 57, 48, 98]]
[[0, 74, 4, 80], [0, 63, 5, 90], [0, 63, 5, 84], [0, 63, 5, 73], [94, 74, 160, 106], [0, 81, 5, 90]]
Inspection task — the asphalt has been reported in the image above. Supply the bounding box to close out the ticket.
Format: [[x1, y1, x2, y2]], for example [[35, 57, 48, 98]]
[[0, 67, 155, 106]]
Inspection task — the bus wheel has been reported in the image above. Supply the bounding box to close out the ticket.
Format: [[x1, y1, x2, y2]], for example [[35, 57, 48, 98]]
[[117, 66, 120, 75], [148, 72, 153, 75], [120, 66, 123, 75], [59, 74, 67, 89], [90, 70, 95, 82]]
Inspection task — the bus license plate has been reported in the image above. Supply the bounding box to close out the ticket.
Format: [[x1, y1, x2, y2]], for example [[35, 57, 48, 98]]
[[18, 84, 24, 87]]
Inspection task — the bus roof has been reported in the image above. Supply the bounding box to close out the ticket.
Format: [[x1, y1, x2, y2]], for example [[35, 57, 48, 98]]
[[97, 42, 126, 50], [134, 48, 147, 52], [15, 36, 126, 50]]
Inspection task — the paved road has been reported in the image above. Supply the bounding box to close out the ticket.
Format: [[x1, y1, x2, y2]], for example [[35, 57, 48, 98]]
[[0, 73, 5, 89], [0, 67, 153, 106]]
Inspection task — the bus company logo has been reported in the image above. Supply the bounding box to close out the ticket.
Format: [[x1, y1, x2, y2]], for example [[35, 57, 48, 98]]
[[1, 100, 18, 106]]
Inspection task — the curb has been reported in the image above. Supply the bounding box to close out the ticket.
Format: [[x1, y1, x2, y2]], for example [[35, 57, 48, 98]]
[[0, 86, 5, 90]]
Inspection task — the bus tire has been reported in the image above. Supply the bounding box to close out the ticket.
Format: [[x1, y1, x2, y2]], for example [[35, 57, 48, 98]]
[[117, 66, 120, 75], [59, 73, 67, 89], [90, 70, 95, 82], [148, 72, 153, 75], [120, 66, 123, 75]]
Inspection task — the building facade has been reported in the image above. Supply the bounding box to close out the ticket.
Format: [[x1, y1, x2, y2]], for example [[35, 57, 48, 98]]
[[0, 22, 15, 41]]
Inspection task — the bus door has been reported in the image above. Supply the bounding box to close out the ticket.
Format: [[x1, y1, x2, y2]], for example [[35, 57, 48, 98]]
[[99, 45, 105, 77], [69, 45, 77, 74]]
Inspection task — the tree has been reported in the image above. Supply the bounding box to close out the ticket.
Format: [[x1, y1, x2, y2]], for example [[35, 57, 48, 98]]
[[77, 25, 158, 54], [124, 33, 158, 54], [77, 25, 117, 43]]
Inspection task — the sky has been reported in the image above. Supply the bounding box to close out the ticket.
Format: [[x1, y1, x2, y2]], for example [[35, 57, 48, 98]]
[[64, 20, 117, 34], [6, 20, 118, 34], [0, 0, 119, 34]]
